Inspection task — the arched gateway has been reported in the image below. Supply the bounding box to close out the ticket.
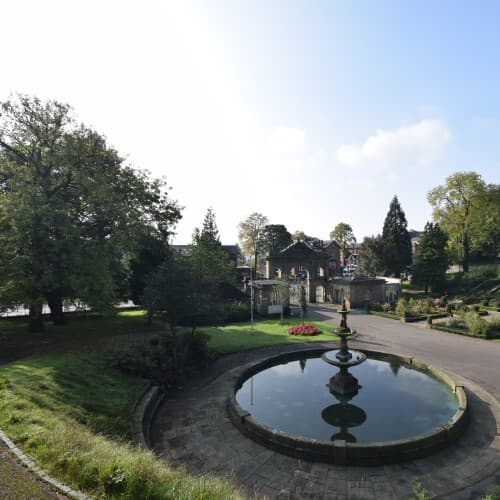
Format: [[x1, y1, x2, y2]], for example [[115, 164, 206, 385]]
[[265, 241, 339, 303]]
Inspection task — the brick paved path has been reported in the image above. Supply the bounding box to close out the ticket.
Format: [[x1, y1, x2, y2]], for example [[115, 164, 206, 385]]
[[150, 307, 500, 499]]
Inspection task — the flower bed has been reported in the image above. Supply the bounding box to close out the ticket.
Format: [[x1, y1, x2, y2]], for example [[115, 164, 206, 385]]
[[288, 324, 321, 336]]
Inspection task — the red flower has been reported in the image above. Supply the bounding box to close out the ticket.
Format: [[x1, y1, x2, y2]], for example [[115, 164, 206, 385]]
[[287, 324, 321, 336]]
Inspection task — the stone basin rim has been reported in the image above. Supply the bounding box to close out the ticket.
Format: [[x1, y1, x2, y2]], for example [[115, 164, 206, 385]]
[[227, 347, 469, 466]]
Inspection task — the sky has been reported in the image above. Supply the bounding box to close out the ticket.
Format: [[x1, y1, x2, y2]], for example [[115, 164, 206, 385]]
[[1, 0, 499, 244]]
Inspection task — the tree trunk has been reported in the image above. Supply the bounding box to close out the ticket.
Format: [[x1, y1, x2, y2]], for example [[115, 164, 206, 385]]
[[28, 301, 45, 333], [47, 292, 66, 325], [462, 233, 470, 273]]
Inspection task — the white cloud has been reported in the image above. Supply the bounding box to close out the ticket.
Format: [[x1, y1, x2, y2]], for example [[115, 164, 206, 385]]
[[269, 126, 305, 154], [336, 119, 451, 170]]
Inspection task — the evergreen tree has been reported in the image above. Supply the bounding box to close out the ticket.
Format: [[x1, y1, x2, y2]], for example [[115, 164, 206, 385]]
[[412, 222, 449, 293], [189, 208, 234, 325], [382, 196, 412, 277], [197, 207, 220, 246]]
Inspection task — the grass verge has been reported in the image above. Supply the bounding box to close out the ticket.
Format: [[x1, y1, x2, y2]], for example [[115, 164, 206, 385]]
[[203, 317, 339, 354], [0, 351, 241, 499]]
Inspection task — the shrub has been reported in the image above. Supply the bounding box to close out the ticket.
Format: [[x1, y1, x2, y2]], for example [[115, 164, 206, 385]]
[[288, 324, 321, 336], [396, 298, 408, 318], [420, 299, 434, 315], [223, 302, 251, 323], [107, 330, 214, 388], [446, 317, 464, 329], [484, 319, 500, 339], [465, 312, 486, 337]]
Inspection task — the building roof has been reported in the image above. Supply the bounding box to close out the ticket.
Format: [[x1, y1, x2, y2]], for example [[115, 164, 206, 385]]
[[275, 240, 329, 258]]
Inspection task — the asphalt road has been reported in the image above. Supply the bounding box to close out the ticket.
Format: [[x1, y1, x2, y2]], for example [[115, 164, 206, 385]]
[[309, 304, 500, 401]]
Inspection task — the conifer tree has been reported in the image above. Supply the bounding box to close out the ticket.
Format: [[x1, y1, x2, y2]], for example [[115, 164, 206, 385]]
[[198, 207, 221, 246], [382, 196, 412, 277]]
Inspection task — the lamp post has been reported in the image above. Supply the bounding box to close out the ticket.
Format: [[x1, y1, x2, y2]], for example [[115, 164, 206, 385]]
[[249, 267, 254, 335]]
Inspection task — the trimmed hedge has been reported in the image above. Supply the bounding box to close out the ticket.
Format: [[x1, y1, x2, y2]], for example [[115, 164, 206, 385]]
[[368, 311, 400, 320], [430, 323, 486, 339]]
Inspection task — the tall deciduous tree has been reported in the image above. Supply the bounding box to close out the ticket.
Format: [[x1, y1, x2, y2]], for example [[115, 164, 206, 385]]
[[261, 224, 292, 256], [129, 232, 171, 305], [382, 196, 412, 277], [238, 212, 268, 275], [0, 95, 181, 331], [428, 172, 498, 271], [330, 223, 356, 265], [357, 235, 384, 276], [292, 230, 307, 242], [412, 222, 449, 293]]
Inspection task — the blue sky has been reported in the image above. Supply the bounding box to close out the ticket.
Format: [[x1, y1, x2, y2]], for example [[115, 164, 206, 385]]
[[1, 1, 499, 243]]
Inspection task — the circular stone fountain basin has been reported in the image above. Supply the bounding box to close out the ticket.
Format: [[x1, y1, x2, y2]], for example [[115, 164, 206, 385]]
[[227, 349, 468, 465]]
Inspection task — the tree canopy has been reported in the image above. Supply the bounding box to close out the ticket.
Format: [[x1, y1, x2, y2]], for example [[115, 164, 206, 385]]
[[412, 222, 448, 293], [330, 222, 356, 265], [0, 95, 181, 331], [357, 235, 384, 276], [427, 172, 499, 271], [260, 224, 292, 256], [381, 196, 412, 277], [237, 212, 268, 275]]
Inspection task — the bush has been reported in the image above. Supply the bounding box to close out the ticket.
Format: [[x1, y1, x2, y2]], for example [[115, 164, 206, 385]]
[[484, 319, 500, 339], [108, 330, 214, 388], [396, 298, 408, 318], [446, 317, 464, 329], [223, 301, 251, 323], [369, 302, 383, 312], [288, 324, 321, 336], [465, 312, 486, 337]]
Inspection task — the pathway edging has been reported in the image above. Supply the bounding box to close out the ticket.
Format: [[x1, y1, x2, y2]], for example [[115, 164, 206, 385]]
[[0, 427, 89, 500]]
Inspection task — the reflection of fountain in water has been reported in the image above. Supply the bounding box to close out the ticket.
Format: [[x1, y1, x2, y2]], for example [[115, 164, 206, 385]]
[[321, 299, 366, 394], [321, 390, 367, 442]]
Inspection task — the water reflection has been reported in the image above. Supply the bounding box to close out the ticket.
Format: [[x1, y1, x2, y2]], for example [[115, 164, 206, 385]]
[[321, 391, 367, 442], [235, 356, 458, 443]]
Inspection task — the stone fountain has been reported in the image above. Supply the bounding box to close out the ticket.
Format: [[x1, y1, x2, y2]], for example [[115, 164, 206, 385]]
[[321, 299, 366, 394]]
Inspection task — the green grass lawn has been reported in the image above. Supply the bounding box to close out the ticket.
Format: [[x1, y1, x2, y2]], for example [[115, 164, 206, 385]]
[[204, 317, 339, 354], [0, 310, 336, 498]]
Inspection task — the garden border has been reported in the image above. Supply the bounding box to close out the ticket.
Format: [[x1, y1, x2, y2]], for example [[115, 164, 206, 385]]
[[226, 348, 469, 466], [131, 382, 166, 450], [0, 426, 88, 500]]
